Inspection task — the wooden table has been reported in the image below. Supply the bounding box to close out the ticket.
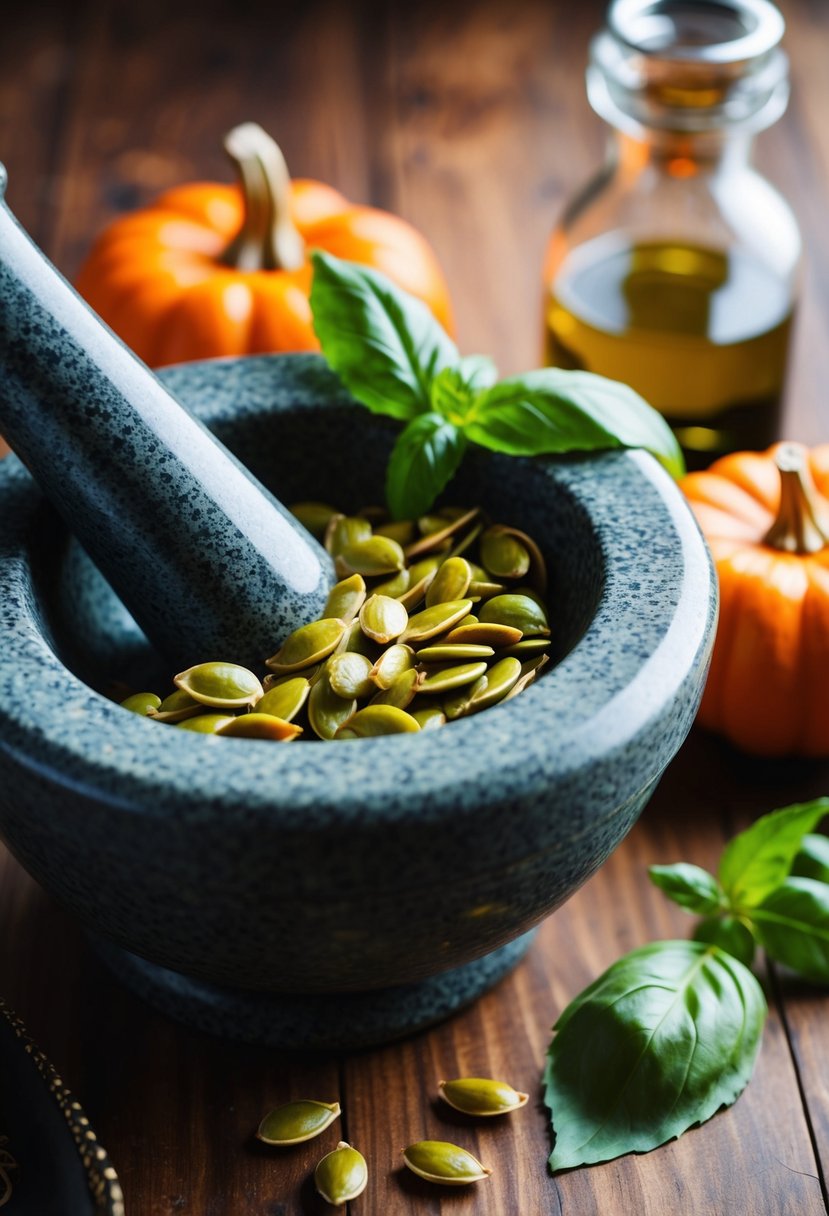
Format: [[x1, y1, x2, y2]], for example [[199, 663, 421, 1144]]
[[2, 1, 829, 1211]]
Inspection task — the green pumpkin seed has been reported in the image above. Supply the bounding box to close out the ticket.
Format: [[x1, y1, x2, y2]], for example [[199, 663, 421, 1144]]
[[418, 661, 489, 695], [263, 665, 321, 691], [176, 713, 237, 734], [308, 671, 357, 741], [266, 618, 347, 673], [372, 568, 410, 598], [466, 657, 523, 713], [337, 618, 378, 658], [217, 713, 303, 741], [257, 678, 311, 722], [120, 692, 162, 716], [402, 1140, 491, 1185], [404, 507, 480, 560], [335, 536, 405, 577], [443, 689, 473, 721], [149, 687, 203, 723], [370, 643, 415, 689], [335, 705, 421, 737], [399, 599, 473, 644], [397, 569, 437, 611], [501, 638, 552, 658], [491, 525, 548, 594], [408, 556, 442, 585], [444, 622, 523, 648], [425, 556, 472, 606], [257, 1099, 341, 1146], [314, 1141, 368, 1206], [467, 579, 506, 600], [479, 594, 550, 637], [502, 655, 550, 703], [480, 527, 531, 580], [324, 514, 372, 557], [359, 594, 408, 644], [174, 662, 263, 709], [411, 705, 447, 730], [439, 1077, 529, 1117], [290, 501, 339, 540], [323, 573, 367, 623], [370, 667, 423, 709], [415, 643, 494, 663], [327, 652, 375, 700], [375, 519, 416, 545]]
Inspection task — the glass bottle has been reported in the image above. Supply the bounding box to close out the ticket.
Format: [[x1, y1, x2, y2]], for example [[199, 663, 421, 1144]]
[[543, 0, 800, 469]]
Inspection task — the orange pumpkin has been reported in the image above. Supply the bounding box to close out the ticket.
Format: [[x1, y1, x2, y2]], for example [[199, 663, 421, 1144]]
[[75, 123, 454, 367], [682, 442, 829, 756]]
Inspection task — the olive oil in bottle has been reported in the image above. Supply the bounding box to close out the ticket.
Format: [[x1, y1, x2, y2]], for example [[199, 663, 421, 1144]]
[[546, 238, 794, 467], [544, 0, 800, 469]]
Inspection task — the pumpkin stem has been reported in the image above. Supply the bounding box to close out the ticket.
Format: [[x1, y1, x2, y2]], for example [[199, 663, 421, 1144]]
[[220, 123, 305, 272], [762, 443, 829, 555]]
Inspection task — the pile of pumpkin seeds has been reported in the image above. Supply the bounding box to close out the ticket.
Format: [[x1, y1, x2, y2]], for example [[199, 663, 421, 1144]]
[[256, 1075, 528, 1205], [119, 504, 552, 739]]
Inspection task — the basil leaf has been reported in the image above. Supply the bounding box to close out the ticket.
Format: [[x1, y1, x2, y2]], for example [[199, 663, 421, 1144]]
[[792, 833, 829, 884], [464, 369, 685, 479], [718, 799, 829, 909], [648, 863, 723, 914], [544, 940, 766, 1170], [385, 413, 466, 521], [310, 250, 459, 422], [693, 916, 756, 967], [751, 877, 829, 984], [430, 356, 497, 424]]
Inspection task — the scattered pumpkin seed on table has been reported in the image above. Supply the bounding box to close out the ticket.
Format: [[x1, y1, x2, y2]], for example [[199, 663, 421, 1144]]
[[438, 1077, 529, 1116], [402, 1140, 492, 1185], [314, 1141, 368, 1206], [256, 1099, 341, 1146], [118, 504, 555, 740]]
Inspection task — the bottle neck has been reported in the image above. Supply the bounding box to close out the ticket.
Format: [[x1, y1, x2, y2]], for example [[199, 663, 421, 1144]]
[[613, 128, 754, 179]]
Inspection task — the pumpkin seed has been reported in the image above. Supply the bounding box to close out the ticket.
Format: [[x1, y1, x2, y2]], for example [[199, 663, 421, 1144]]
[[397, 569, 437, 611], [335, 536, 405, 577], [502, 655, 550, 702], [338, 618, 378, 658], [174, 661, 263, 709], [149, 687, 204, 723], [324, 514, 372, 557], [120, 691, 161, 716], [446, 520, 483, 560], [263, 665, 321, 690], [404, 507, 480, 560], [375, 519, 416, 545], [217, 713, 302, 741], [359, 594, 408, 644], [418, 661, 490, 695], [443, 689, 473, 721], [372, 568, 410, 598], [176, 713, 237, 734], [399, 599, 473, 644], [408, 556, 442, 585], [266, 618, 347, 673], [257, 1099, 341, 1146], [290, 501, 338, 540], [335, 705, 421, 737], [418, 513, 449, 536], [490, 524, 548, 594], [308, 671, 357, 741], [439, 1077, 529, 1117], [314, 1141, 368, 1206], [327, 652, 375, 700], [479, 594, 550, 637], [415, 643, 495, 663], [411, 705, 447, 730], [425, 556, 472, 606], [257, 678, 311, 722], [402, 1140, 491, 1186], [466, 657, 523, 713], [323, 573, 367, 623], [467, 579, 506, 600], [501, 638, 552, 659], [444, 622, 523, 648], [370, 643, 415, 689], [480, 527, 531, 580], [370, 667, 423, 709]]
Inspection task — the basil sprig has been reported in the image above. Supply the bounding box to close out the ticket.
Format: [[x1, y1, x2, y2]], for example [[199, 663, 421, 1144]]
[[544, 799, 829, 1171], [310, 251, 684, 517]]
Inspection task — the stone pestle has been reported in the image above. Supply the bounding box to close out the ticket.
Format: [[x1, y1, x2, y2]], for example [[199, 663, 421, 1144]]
[[0, 165, 334, 670]]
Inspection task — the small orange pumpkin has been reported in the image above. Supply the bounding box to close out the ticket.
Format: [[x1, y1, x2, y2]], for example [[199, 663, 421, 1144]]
[[75, 122, 454, 367], [682, 441, 829, 756]]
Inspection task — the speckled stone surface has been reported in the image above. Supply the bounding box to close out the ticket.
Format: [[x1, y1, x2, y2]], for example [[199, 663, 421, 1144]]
[[0, 176, 332, 670], [0, 353, 717, 1046]]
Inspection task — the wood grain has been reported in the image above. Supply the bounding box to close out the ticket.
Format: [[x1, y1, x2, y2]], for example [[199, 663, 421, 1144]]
[[2, 1, 829, 1213]]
